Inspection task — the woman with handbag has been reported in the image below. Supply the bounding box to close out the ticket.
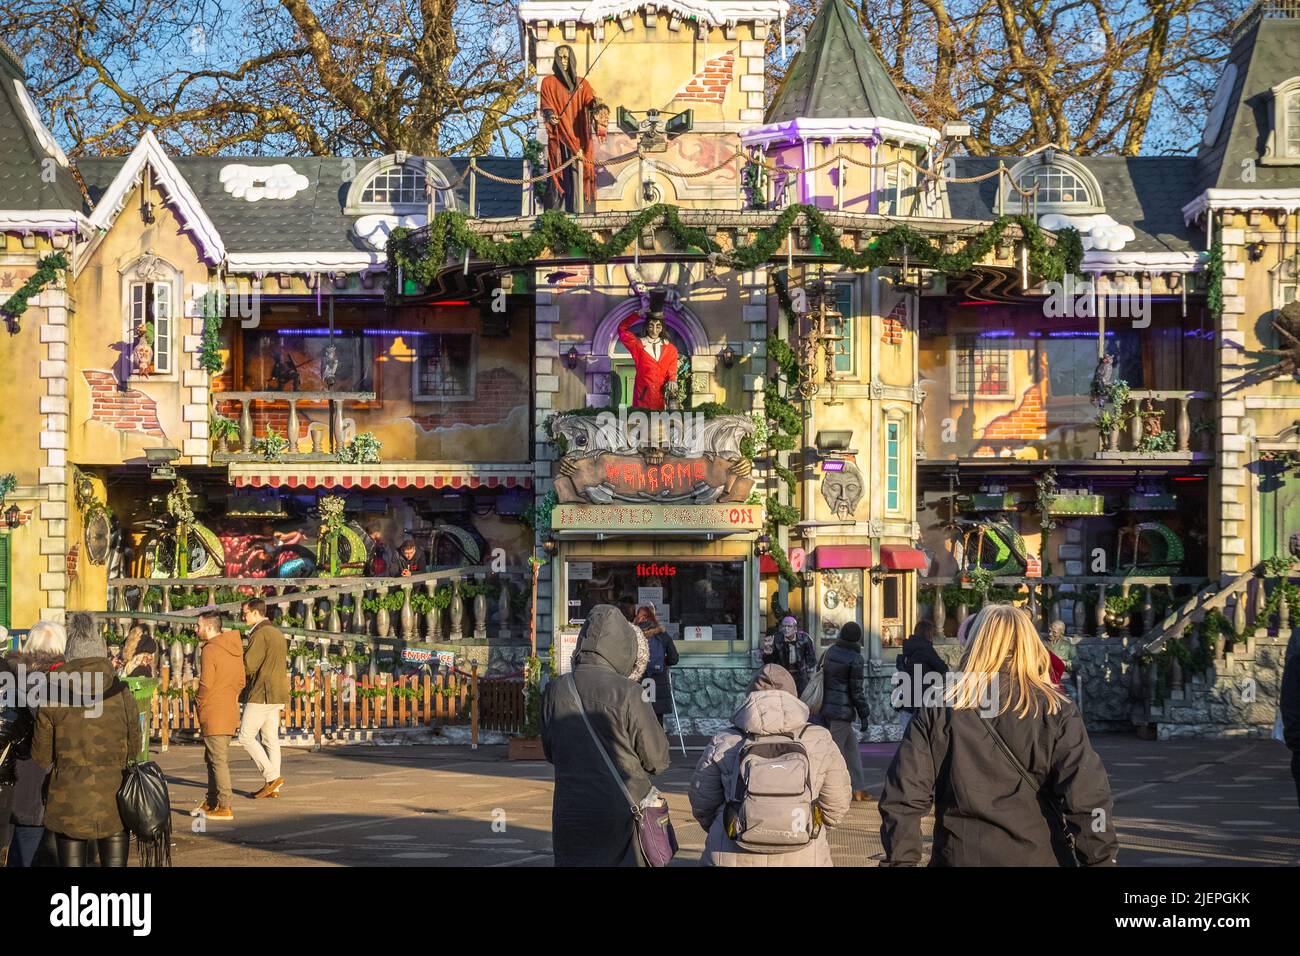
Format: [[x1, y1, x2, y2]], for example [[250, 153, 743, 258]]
[[820, 621, 872, 802], [542, 604, 671, 867], [30, 613, 141, 868], [878, 604, 1117, 867]]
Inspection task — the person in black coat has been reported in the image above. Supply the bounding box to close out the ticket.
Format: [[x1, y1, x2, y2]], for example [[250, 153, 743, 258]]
[[634, 606, 679, 726], [1281, 628, 1300, 813], [879, 604, 1117, 867], [0, 656, 35, 863], [822, 621, 872, 802], [542, 604, 671, 866], [894, 620, 949, 730]]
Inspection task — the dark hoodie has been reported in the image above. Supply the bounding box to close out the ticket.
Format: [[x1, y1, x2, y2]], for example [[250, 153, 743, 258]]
[[821, 622, 870, 723], [542, 605, 670, 866], [895, 633, 950, 716]]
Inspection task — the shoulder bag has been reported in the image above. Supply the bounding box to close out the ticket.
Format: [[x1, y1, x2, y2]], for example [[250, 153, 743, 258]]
[[564, 675, 678, 867]]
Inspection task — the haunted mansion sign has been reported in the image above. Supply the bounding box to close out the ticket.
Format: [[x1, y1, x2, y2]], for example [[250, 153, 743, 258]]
[[551, 409, 757, 505]]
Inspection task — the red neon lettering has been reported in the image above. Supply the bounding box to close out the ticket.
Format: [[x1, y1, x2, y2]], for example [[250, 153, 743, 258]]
[[693, 461, 706, 482], [677, 464, 690, 485], [604, 463, 620, 483], [661, 464, 674, 489]]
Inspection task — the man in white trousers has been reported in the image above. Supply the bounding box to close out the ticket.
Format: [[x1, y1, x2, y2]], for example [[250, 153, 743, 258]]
[[237, 598, 289, 798]]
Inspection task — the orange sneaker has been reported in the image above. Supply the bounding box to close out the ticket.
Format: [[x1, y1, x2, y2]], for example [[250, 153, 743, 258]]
[[253, 777, 284, 799], [206, 806, 235, 821]]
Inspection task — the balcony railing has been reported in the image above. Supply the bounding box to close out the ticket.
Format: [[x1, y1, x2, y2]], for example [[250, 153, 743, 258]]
[[1098, 390, 1215, 457], [212, 390, 375, 461]]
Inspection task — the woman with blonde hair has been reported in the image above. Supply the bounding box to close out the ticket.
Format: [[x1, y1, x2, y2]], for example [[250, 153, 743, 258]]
[[879, 603, 1116, 867]]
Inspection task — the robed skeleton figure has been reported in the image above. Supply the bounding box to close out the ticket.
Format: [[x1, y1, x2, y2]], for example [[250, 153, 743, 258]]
[[541, 45, 607, 211]]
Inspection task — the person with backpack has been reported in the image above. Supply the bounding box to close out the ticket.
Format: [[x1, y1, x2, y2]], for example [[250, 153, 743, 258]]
[[30, 613, 141, 868], [542, 604, 671, 866], [690, 664, 852, 866], [894, 619, 949, 732], [761, 615, 818, 695], [879, 604, 1117, 867], [634, 605, 678, 727], [821, 621, 872, 803]]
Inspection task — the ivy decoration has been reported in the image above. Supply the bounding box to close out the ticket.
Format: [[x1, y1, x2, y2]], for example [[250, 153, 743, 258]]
[[1, 251, 69, 334], [385, 203, 1082, 306], [253, 427, 290, 462], [318, 494, 347, 576], [198, 289, 225, 373], [1205, 239, 1224, 322], [0, 472, 16, 509]]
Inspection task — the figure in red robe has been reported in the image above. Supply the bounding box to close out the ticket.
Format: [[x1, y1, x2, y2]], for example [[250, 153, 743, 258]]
[[540, 44, 607, 211], [618, 306, 679, 410]]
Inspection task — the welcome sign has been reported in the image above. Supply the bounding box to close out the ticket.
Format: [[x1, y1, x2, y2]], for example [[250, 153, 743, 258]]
[[554, 453, 754, 505]]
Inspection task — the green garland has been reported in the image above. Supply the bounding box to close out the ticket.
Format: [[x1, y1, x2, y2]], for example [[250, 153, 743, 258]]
[[385, 203, 1082, 305], [1205, 239, 1224, 322], [1, 252, 69, 330], [198, 290, 225, 373], [0, 472, 16, 508]]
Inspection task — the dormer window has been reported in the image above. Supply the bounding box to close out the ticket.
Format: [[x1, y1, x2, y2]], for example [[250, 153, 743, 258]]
[[1002, 153, 1104, 216], [1017, 166, 1092, 205], [361, 165, 427, 205], [343, 155, 455, 215], [1264, 77, 1300, 165]]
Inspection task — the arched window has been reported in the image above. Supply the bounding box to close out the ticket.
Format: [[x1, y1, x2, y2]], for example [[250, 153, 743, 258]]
[[1017, 165, 1092, 205], [1265, 78, 1300, 165], [344, 156, 455, 215], [360, 164, 427, 205]]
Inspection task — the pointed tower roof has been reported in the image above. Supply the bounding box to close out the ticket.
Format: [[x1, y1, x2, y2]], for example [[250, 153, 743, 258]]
[[765, 0, 918, 127], [0, 39, 85, 217], [1192, 1, 1300, 195]]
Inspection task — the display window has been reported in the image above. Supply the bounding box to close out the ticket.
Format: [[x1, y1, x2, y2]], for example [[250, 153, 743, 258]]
[[565, 558, 748, 653]]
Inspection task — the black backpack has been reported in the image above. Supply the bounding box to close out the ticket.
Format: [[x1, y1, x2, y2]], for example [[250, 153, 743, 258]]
[[117, 761, 172, 866]]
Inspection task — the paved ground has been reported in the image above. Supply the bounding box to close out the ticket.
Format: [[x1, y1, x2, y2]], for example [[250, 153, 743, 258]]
[[155, 735, 1300, 866]]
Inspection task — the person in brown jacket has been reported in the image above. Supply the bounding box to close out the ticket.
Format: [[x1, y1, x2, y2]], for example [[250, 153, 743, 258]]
[[192, 610, 245, 820], [238, 598, 290, 798]]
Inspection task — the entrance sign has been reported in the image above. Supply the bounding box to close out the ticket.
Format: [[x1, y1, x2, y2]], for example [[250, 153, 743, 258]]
[[552, 503, 764, 532]]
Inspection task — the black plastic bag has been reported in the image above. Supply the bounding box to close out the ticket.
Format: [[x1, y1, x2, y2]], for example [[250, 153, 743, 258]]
[[117, 761, 172, 867]]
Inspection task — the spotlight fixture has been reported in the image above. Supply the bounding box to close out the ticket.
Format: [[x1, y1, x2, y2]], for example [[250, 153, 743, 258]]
[[1246, 241, 1266, 262], [144, 445, 181, 481], [721, 344, 737, 369]]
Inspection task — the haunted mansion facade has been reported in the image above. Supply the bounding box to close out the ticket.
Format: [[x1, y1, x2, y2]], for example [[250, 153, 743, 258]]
[[2, 1, 1299, 736]]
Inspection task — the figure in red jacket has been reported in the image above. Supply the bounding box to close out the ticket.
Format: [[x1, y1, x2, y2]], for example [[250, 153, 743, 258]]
[[618, 305, 678, 411]]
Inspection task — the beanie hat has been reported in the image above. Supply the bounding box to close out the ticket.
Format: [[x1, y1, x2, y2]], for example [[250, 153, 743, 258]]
[[838, 621, 863, 644]]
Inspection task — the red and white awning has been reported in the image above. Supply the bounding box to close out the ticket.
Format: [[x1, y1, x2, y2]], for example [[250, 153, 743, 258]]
[[228, 463, 534, 491]]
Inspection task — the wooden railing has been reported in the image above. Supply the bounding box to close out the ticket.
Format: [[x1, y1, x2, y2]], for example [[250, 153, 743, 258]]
[[148, 658, 526, 749], [105, 567, 528, 647], [211, 390, 375, 459]]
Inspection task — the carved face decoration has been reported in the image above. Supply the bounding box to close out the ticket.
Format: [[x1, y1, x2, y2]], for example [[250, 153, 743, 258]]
[[821, 461, 864, 519], [643, 316, 664, 342]]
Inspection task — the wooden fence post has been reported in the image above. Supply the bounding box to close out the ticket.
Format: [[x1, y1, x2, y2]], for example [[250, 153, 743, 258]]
[[160, 661, 171, 753], [313, 665, 323, 750], [470, 662, 479, 750]]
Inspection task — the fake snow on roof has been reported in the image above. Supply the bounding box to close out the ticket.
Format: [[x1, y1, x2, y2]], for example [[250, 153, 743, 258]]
[[219, 163, 310, 202], [1039, 213, 1135, 253], [12, 80, 69, 167], [518, 0, 789, 26], [354, 213, 428, 250]]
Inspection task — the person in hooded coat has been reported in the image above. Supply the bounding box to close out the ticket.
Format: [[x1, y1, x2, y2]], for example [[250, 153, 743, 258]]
[[542, 604, 670, 867], [689, 664, 852, 867]]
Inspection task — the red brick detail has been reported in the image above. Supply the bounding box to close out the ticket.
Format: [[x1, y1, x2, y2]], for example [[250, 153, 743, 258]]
[[973, 353, 1050, 451], [408, 367, 527, 431], [881, 300, 906, 345], [83, 370, 165, 437], [674, 52, 735, 104], [1024, 554, 1042, 578]]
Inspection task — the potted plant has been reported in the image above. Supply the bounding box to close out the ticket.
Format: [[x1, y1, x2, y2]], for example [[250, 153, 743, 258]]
[[336, 431, 382, 464], [1191, 417, 1216, 453], [1095, 380, 1131, 452], [253, 427, 290, 462], [210, 413, 240, 454]]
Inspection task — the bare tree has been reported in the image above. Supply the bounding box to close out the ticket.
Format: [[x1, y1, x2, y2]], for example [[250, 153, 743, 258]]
[[1, 0, 533, 157], [773, 0, 1240, 155]]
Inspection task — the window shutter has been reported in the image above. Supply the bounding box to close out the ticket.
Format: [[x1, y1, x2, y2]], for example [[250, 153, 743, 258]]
[[0, 535, 11, 630], [152, 281, 172, 373]]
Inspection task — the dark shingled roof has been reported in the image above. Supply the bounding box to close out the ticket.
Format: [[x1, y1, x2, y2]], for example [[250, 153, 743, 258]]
[[1193, 11, 1300, 194], [76, 155, 524, 254], [948, 155, 1201, 253], [0, 43, 85, 213], [765, 0, 918, 127]]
